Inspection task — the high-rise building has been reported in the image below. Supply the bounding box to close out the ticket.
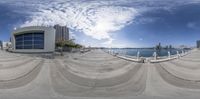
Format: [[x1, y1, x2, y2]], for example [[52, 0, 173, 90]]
[[54, 25, 69, 43], [197, 40, 200, 48], [0, 40, 2, 50]]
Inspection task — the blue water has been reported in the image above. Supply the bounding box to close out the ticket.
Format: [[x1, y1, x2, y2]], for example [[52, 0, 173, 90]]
[[103, 48, 190, 57]]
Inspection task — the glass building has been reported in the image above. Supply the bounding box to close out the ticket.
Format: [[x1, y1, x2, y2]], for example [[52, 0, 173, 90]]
[[15, 32, 44, 49], [12, 26, 55, 53]]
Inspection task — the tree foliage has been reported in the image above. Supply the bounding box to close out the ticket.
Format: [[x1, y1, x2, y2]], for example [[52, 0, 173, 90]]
[[56, 40, 83, 48]]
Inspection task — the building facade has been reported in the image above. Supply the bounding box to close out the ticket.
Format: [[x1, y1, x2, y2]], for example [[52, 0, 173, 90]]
[[0, 40, 2, 50], [197, 40, 200, 48], [12, 26, 55, 53], [54, 25, 69, 43]]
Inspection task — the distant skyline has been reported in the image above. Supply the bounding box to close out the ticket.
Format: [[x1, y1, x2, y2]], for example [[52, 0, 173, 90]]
[[0, 0, 200, 48]]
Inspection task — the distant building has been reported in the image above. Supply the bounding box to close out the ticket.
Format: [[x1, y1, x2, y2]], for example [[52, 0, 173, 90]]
[[0, 40, 2, 50], [11, 26, 55, 53], [2, 42, 11, 49], [155, 42, 162, 50], [54, 25, 69, 43], [197, 40, 200, 48], [0, 41, 11, 50]]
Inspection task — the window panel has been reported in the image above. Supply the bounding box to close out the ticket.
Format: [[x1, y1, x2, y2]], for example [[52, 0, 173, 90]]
[[16, 37, 23, 41], [34, 44, 44, 49], [24, 46, 33, 49], [34, 33, 44, 37], [34, 40, 43, 45], [34, 37, 43, 41], [16, 41, 23, 45], [24, 37, 33, 41], [23, 33, 33, 37], [16, 46, 23, 49], [24, 41, 33, 45], [15, 32, 44, 49]]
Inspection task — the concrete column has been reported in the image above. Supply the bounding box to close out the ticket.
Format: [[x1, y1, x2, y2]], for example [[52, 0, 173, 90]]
[[182, 50, 184, 56], [137, 51, 140, 60], [177, 51, 180, 58], [168, 51, 171, 59], [153, 52, 157, 60]]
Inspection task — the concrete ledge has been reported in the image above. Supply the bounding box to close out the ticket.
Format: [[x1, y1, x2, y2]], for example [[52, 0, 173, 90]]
[[150, 57, 178, 63], [150, 52, 190, 63], [116, 55, 143, 63]]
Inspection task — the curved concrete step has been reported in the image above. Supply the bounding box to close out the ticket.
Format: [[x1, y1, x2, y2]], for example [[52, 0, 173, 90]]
[[0, 58, 36, 69], [64, 59, 132, 71], [50, 60, 147, 97], [54, 59, 144, 87], [169, 60, 200, 70], [155, 63, 200, 89], [0, 59, 43, 80], [0, 56, 31, 62], [160, 62, 200, 81], [179, 58, 200, 62], [0, 59, 44, 89]]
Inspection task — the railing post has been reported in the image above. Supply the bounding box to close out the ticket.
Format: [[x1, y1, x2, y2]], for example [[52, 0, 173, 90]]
[[168, 51, 171, 59], [182, 50, 184, 56], [137, 51, 140, 60], [177, 51, 180, 58], [153, 52, 157, 60]]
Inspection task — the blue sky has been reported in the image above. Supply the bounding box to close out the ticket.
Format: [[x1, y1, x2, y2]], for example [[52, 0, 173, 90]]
[[0, 0, 200, 48]]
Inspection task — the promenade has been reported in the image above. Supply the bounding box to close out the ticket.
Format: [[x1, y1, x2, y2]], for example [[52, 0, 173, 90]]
[[0, 49, 200, 99]]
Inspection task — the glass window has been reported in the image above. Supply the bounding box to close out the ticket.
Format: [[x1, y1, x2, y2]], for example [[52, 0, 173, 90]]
[[24, 41, 33, 45], [24, 37, 33, 41], [16, 46, 23, 49], [15, 32, 44, 49], [34, 37, 43, 41], [24, 33, 32, 37], [34, 40, 43, 45], [16, 41, 23, 45], [34, 44, 44, 49], [24, 46, 33, 49], [16, 36, 23, 41]]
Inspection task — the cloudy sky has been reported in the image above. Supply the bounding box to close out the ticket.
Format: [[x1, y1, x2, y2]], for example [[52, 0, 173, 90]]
[[0, 0, 200, 47]]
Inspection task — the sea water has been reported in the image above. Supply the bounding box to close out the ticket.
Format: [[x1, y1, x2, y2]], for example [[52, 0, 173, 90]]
[[104, 48, 190, 57]]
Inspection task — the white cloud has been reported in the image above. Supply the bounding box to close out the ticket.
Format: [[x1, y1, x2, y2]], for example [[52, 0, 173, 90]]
[[2, 0, 200, 47], [139, 38, 143, 41], [20, 1, 138, 46], [187, 22, 197, 29]]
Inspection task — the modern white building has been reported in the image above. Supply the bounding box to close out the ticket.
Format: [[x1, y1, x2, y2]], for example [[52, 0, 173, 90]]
[[11, 26, 56, 53]]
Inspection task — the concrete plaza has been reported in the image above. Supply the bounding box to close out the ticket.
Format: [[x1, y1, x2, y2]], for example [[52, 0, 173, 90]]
[[0, 49, 200, 99]]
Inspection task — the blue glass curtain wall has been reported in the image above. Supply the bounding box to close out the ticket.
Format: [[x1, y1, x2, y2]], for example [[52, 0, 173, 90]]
[[15, 32, 44, 49]]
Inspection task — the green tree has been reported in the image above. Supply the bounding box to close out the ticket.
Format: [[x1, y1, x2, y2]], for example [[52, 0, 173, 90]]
[[56, 39, 83, 56]]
